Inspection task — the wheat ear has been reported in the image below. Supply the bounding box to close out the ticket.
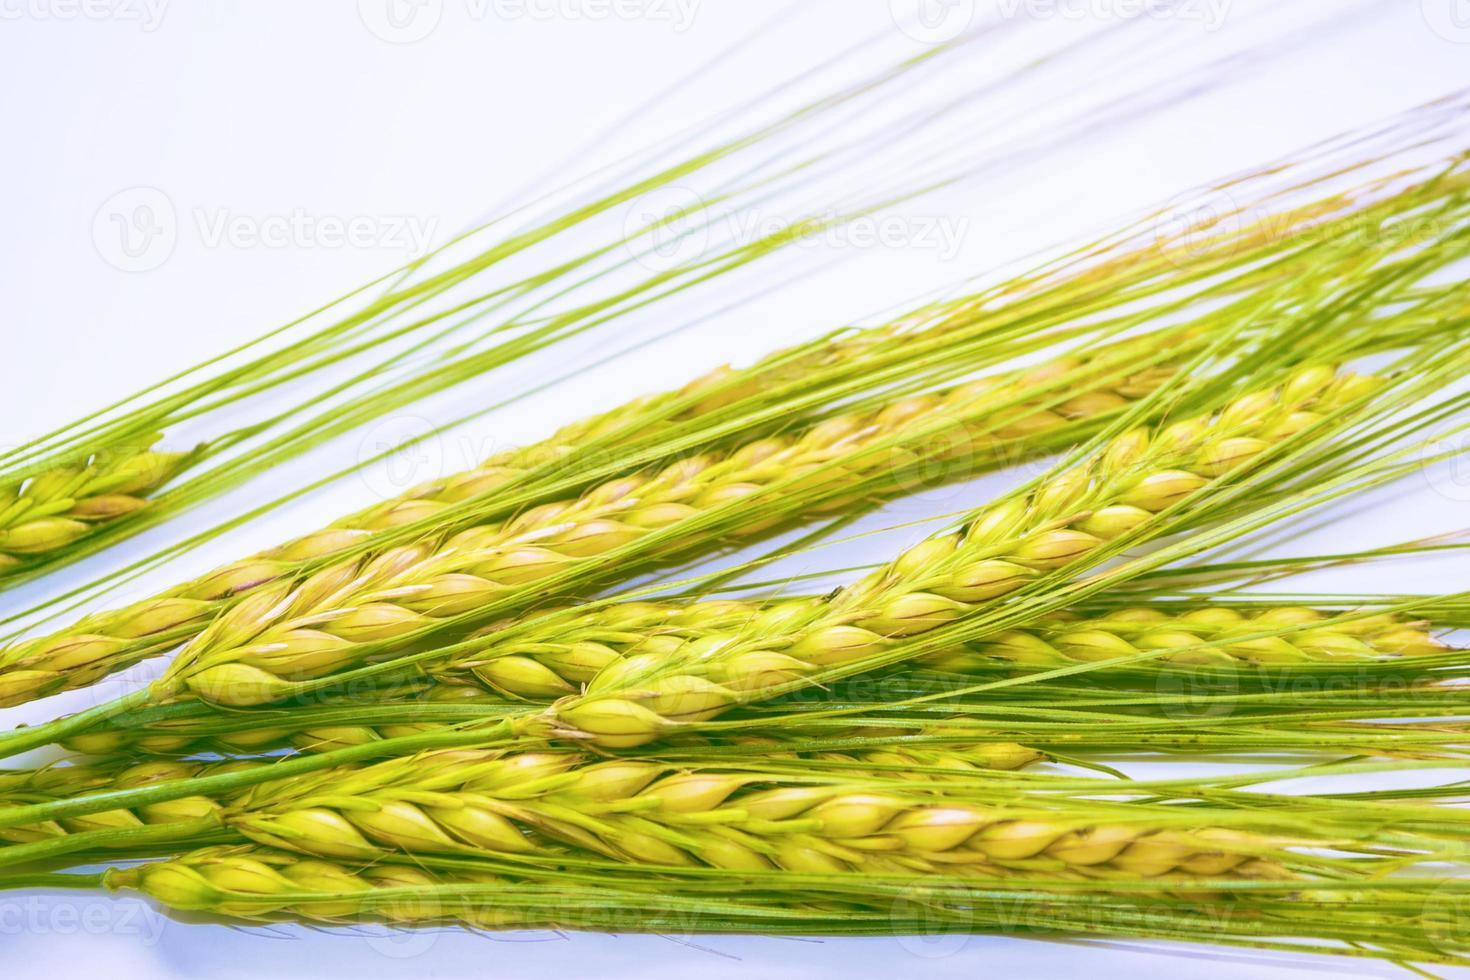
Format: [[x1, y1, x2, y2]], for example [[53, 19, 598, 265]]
[[93, 843, 1200, 929], [928, 604, 1448, 670], [135, 347, 1158, 709], [100, 844, 929, 932], [537, 366, 1374, 747], [0, 738, 1044, 857], [58, 682, 500, 757], [0, 759, 235, 845], [0, 312, 922, 705], [50, 594, 1440, 763], [0, 319, 1161, 709], [0, 440, 188, 570], [56, 678, 1044, 765], [76, 844, 1470, 964], [106, 846, 514, 923], [55, 594, 1445, 754], [3, 746, 1278, 877], [427, 595, 1440, 703], [71, 747, 1291, 880]]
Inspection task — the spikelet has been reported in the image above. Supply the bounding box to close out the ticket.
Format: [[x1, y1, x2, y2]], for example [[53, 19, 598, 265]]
[[99, 845, 1470, 960]]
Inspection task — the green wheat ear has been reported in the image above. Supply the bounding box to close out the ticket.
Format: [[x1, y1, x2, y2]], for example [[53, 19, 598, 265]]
[[545, 367, 1374, 747], [0, 439, 191, 565], [40, 843, 1460, 965]]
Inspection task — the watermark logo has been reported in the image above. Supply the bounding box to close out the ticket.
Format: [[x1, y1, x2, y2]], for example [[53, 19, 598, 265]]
[[623, 186, 711, 273], [0, 896, 167, 943], [996, 0, 1230, 30], [889, 0, 976, 44], [363, 922, 442, 958], [360, 0, 699, 42], [358, 0, 444, 43], [1153, 187, 1243, 268], [358, 416, 446, 500], [728, 210, 970, 261], [92, 187, 438, 271], [192, 208, 437, 255], [1421, 0, 1470, 43], [93, 186, 177, 272], [1420, 433, 1470, 503], [1153, 188, 1444, 270], [0, 0, 169, 30], [622, 191, 971, 272], [1154, 664, 1238, 720], [891, 883, 973, 958], [1425, 880, 1470, 955]]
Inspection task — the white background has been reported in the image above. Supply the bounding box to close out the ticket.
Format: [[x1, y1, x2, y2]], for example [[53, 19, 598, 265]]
[[2, 1, 1469, 976]]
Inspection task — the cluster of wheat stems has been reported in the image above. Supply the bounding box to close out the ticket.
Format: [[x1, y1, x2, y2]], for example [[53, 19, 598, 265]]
[[3, 56, 1470, 971]]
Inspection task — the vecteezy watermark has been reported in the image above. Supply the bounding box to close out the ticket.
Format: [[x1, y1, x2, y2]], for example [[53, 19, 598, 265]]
[[1421, 0, 1470, 43], [996, 0, 1231, 30], [0, 0, 168, 30], [731, 210, 971, 261], [481, 0, 698, 29], [622, 188, 971, 271], [353, 424, 640, 503], [1425, 879, 1470, 956], [1420, 432, 1470, 503], [1152, 187, 1243, 267], [362, 919, 443, 959], [890, 0, 1228, 43], [193, 207, 437, 255], [357, 0, 443, 44], [0, 895, 167, 944], [93, 186, 177, 273], [1154, 664, 1239, 720], [891, 883, 974, 958], [621, 186, 711, 273], [889, 880, 1242, 954], [92, 187, 439, 272], [889, 0, 976, 43], [356, 415, 447, 500], [358, 0, 698, 43], [1154, 185, 1448, 269]]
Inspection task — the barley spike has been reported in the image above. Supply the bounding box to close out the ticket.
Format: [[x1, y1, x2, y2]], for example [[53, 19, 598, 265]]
[[147, 348, 1159, 708], [0, 329, 1157, 709], [187, 748, 1304, 880], [102, 845, 530, 925], [537, 366, 1374, 746], [0, 439, 188, 569], [432, 597, 1438, 706], [928, 604, 1448, 670]]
